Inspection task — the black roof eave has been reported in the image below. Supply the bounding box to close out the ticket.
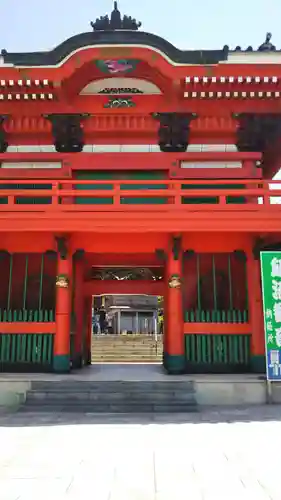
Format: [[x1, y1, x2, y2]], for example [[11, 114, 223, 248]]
[[2, 31, 229, 67]]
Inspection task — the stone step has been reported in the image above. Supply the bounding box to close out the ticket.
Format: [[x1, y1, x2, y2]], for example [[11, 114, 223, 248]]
[[91, 350, 162, 354], [92, 350, 161, 354], [91, 353, 162, 362], [27, 391, 195, 403], [92, 346, 162, 350], [30, 381, 195, 391], [92, 345, 160, 348], [22, 380, 197, 413], [92, 335, 162, 340], [92, 343, 160, 348], [92, 359, 162, 363], [31, 382, 194, 389], [21, 403, 198, 413], [92, 340, 160, 343], [92, 349, 162, 361], [91, 350, 159, 354], [92, 356, 161, 359]]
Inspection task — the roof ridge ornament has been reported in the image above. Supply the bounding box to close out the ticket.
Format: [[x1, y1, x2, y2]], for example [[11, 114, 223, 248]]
[[258, 32, 276, 52], [90, 1, 141, 31]]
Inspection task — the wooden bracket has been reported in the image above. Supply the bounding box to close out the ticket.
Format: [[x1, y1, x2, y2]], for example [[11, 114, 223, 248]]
[[0, 115, 8, 153], [183, 249, 195, 260], [172, 236, 182, 261], [233, 249, 247, 262], [155, 249, 167, 262], [55, 237, 68, 260], [73, 249, 85, 261]]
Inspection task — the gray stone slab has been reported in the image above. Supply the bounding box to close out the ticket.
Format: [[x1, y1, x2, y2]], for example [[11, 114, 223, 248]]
[[1, 406, 281, 499]]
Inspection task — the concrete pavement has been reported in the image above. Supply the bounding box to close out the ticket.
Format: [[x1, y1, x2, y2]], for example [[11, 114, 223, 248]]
[[0, 406, 281, 499]]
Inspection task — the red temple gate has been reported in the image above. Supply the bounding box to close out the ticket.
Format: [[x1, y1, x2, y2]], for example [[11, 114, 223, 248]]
[[0, 3, 280, 374]]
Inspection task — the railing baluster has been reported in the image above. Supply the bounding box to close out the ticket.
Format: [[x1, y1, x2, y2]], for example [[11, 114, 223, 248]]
[[174, 182, 181, 207], [114, 182, 121, 207], [7, 194, 14, 206], [52, 182, 59, 206], [263, 179, 270, 205]]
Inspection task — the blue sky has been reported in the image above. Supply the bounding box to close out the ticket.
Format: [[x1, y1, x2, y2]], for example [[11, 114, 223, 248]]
[[1, 0, 281, 52]]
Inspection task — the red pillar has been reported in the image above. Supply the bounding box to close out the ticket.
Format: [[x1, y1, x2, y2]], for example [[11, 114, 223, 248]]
[[73, 259, 84, 368], [53, 254, 72, 373], [163, 236, 185, 374], [247, 253, 265, 373]]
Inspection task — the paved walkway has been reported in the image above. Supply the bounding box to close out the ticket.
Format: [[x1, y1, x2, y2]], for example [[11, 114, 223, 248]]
[[0, 406, 281, 499], [0, 363, 264, 382]]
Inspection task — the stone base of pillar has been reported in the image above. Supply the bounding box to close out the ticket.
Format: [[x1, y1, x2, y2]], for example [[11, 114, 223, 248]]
[[250, 355, 266, 374], [163, 352, 186, 374], [71, 353, 83, 369], [53, 354, 70, 373]]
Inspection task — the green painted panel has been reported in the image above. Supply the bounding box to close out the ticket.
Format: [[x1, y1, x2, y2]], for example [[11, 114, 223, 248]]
[[182, 183, 246, 205], [185, 334, 251, 372], [0, 309, 54, 322], [0, 334, 54, 369], [185, 309, 248, 323], [0, 183, 52, 205], [75, 170, 167, 205]]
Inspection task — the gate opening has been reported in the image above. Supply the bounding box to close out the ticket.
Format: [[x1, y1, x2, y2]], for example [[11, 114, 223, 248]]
[[91, 294, 164, 363]]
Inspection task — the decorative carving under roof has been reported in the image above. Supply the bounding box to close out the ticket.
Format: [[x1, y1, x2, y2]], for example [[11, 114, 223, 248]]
[[235, 113, 281, 155], [90, 1, 141, 31], [0, 115, 8, 153]]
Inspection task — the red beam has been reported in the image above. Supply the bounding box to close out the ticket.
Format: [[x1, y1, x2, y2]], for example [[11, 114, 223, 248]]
[[0, 151, 262, 170], [0, 211, 279, 232], [0, 322, 56, 334], [87, 253, 162, 267], [184, 323, 251, 335]]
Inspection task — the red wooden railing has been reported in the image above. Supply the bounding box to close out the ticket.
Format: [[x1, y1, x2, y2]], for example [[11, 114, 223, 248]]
[[0, 179, 280, 212]]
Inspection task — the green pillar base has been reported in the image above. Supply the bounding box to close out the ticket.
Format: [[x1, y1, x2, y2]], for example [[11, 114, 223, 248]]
[[53, 354, 70, 373], [250, 355, 266, 374], [163, 352, 186, 374]]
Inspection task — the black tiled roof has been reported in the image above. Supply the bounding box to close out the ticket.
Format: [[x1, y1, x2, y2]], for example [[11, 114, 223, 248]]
[[1, 31, 228, 67]]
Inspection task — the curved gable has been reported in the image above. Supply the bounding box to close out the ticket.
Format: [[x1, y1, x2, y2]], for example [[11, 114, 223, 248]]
[[2, 31, 228, 68]]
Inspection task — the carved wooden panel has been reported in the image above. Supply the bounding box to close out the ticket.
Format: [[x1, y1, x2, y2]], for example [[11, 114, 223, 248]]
[[191, 116, 237, 133], [3, 114, 238, 140], [5, 116, 51, 134]]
